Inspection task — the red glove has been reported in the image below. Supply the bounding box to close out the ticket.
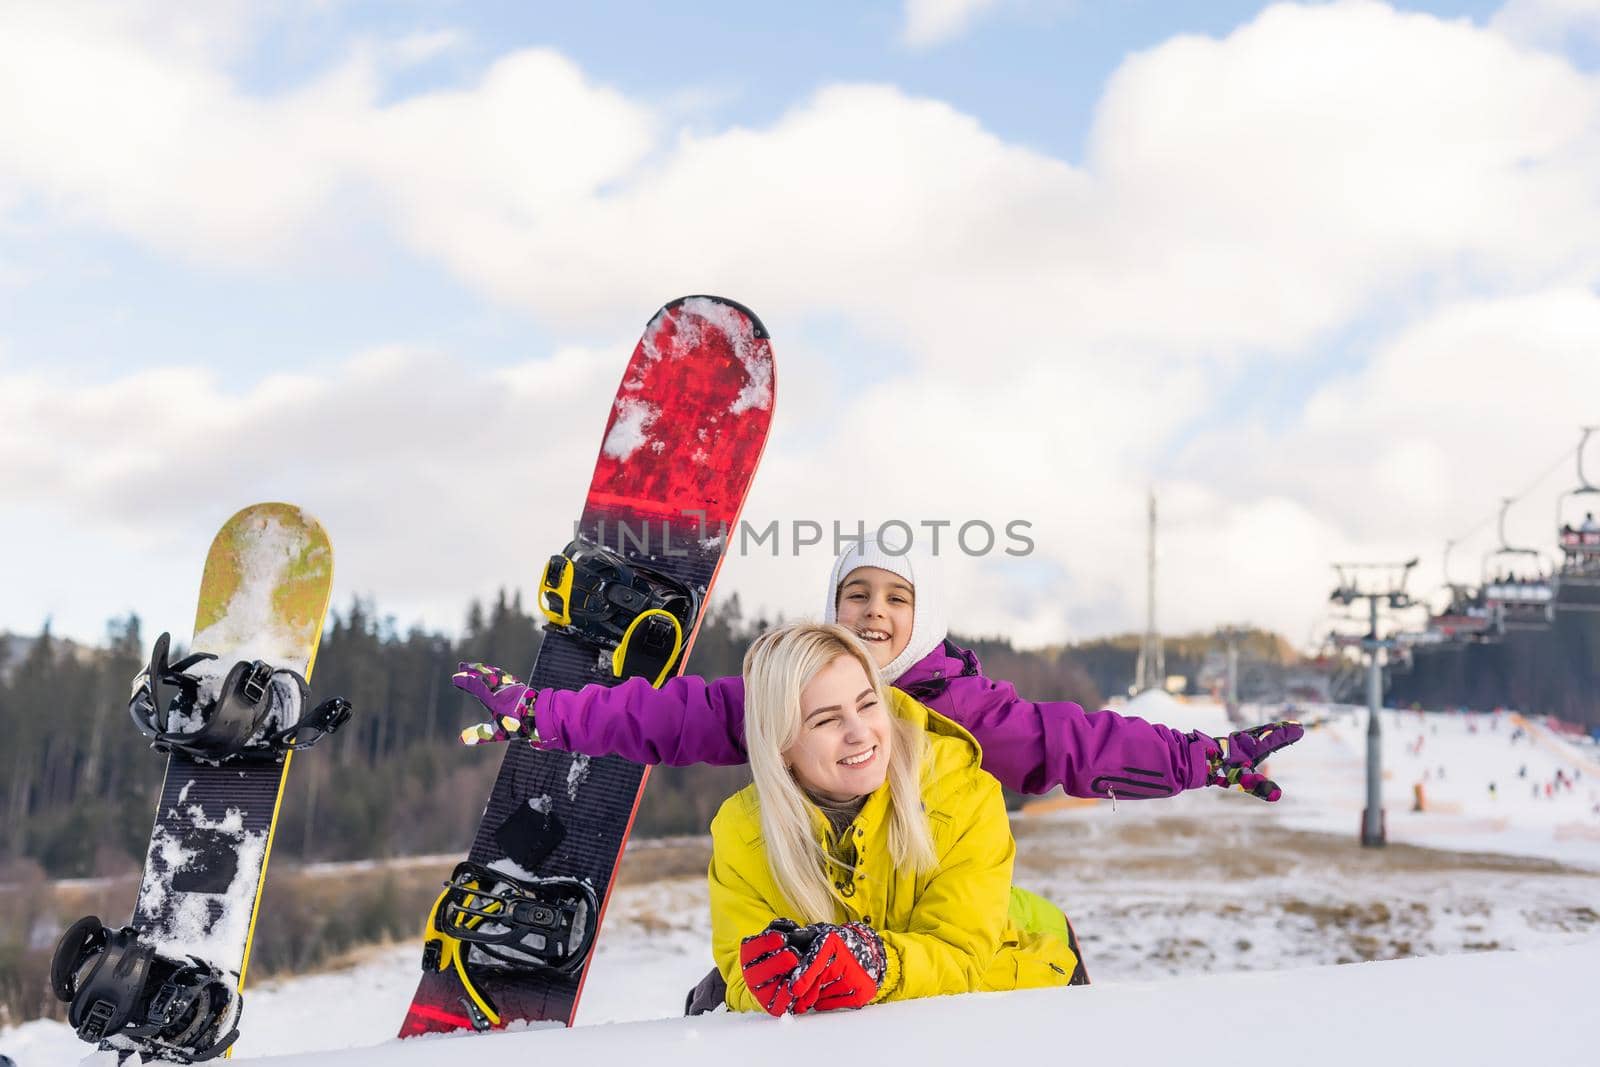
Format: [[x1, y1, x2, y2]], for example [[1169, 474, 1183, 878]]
[[739, 920, 804, 1016], [788, 922, 887, 1014]]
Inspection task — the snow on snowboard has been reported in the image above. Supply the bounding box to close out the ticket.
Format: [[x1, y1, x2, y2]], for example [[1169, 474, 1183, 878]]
[[400, 295, 775, 1037], [51, 503, 349, 1063]]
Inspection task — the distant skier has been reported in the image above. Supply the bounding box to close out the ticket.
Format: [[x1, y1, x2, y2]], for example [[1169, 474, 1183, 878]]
[[712, 622, 1080, 1014]]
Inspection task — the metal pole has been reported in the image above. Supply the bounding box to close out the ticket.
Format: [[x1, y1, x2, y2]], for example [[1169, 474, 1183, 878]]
[[1363, 596, 1386, 846], [1225, 629, 1240, 724], [1137, 492, 1162, 692], [1148, 493, 1159, 689]]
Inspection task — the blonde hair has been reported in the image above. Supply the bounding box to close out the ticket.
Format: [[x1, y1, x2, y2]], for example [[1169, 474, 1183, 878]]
[[742, 622, 937, 922]]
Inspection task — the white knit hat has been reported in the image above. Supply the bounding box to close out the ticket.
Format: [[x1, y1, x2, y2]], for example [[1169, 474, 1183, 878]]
[[822, 535, 947, 683]]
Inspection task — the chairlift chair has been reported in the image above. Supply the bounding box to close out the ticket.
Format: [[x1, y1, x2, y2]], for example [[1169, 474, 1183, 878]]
[[1482, 499, 1554, 632], [1424, 540, 1496, 645], [1554, 426, 1600, 609]]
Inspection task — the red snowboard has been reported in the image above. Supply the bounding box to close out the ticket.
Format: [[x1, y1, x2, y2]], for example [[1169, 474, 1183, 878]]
[[399, 295, 774, 1036]]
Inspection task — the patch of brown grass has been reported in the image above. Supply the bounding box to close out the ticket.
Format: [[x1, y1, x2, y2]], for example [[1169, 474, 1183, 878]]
[[616, 836, 712, 887]]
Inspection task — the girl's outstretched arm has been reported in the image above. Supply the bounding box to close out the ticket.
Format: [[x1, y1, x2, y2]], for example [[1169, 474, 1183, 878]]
[[453, 662, 749, 765], [533, 674, 750, 765], [940, 672, 1213, 798], [940, 671, 1303, 801]]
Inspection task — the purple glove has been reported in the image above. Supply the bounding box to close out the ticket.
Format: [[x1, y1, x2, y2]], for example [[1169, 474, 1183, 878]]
[[453, 662, 538, 746], [1205, 721, 1304, 801]]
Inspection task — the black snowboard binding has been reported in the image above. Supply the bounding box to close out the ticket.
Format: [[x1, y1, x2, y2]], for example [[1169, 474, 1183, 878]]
[[538, 537, 700, 687], [51, 916, 241, 1063], [128, 632, 353, 763], [421, 861, 600, 1030]]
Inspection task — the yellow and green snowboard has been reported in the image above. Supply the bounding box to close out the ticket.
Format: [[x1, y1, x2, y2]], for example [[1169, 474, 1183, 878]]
[[51, 503, 342, 1063]]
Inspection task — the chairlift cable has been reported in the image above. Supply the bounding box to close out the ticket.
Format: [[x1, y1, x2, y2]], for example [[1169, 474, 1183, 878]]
[[1441, 443, 1574, 553]]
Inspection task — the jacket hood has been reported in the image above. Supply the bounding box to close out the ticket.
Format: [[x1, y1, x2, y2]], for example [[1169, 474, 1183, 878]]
[[822, 537, 948, 684]]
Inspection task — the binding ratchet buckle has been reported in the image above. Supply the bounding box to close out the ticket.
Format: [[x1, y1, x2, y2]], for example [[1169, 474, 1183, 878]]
[[537, 537, 698, 687], [420, 861, 600, 1031]]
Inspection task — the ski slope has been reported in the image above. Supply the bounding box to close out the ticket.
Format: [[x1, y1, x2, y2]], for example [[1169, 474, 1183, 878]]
[[1277, 704, 1600, 868], [7, 702, 1598, 1065]]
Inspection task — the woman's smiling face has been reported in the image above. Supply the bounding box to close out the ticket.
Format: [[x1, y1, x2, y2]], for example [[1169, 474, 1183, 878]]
[[783, 653, 893, 803]]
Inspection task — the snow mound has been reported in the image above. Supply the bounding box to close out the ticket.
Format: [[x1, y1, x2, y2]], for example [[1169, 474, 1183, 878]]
[[1123, 690, 1230, 733], [235, 938, 1600, 1067]]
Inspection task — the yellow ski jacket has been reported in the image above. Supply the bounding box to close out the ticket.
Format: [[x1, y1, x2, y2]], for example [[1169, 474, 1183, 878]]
[[709, 690, 1078, 1012]]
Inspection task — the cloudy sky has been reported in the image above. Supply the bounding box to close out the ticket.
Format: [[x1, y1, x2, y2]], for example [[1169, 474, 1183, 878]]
[[3, 0, 1599, 654]]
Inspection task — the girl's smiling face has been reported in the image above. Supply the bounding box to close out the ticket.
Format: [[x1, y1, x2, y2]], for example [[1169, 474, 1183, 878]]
[[834, 567, 914, 669], [784, 653, 893, 803]]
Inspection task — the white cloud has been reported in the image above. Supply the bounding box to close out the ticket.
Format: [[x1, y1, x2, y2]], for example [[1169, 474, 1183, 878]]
[[900, 0, 1004, 48], [371, 0, 1600, 366], [1084, 1, 1600, 350], [5, 1, 1600, 650], [7, 1, 1598, 352], [0, 9, 645, 272], [1175, 288, 1600, 611], [0, 5, 374, 265], [1491, 0, 1600, 50], [366, 49, 658, 314], [386, 29, 466, 67], [0, 343, 628, 639]]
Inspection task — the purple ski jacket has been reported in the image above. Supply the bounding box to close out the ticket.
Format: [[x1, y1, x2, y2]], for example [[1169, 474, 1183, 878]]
[[532, 640, 1214, 799]]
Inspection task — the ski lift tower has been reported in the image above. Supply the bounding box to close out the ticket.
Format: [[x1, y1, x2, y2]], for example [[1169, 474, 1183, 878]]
[[1216, 624, 1246, 725], [1133, 491, 1165, 694], [1330, 558, 1419, 847]]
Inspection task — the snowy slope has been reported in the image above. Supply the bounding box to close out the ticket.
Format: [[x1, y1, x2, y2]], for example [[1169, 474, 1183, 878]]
[[1274, 704, 1600, 868]]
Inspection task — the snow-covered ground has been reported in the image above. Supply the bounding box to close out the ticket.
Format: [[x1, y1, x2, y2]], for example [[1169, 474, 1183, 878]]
[[7, 701, 1599, 1065]]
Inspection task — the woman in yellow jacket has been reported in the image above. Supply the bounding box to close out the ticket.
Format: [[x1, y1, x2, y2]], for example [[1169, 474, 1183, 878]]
[[709, 621, 1080, 1015]]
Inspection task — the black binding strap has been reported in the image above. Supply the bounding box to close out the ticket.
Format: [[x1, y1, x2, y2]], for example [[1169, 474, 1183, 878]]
[[129, 632, 353, 762]]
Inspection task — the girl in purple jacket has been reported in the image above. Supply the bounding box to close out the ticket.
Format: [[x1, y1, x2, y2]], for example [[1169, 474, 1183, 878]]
[[455, 538, 1303, 807]]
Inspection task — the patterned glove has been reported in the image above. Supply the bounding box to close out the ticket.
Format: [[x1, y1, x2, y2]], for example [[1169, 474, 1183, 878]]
[[452, 662, 539, 746], [739, 919, 805, 1017], [788, 922, 887, 1014], [1205, 721, 1304, 801]]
